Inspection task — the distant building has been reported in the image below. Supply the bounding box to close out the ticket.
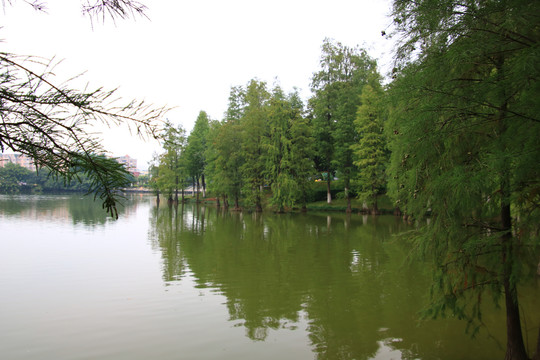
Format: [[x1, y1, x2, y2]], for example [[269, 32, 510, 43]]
[[115, 155, 139, 177], [116, 155, 137, 171], [0, 153, 36, 171], [1, 152, 142, 177]]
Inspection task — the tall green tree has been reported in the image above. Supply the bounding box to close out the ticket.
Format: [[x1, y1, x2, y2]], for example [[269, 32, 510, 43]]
[[148, 152, 162, 203], [240, 79, 270, 212], [310, 38, 378, 211], [204, 119, 224, 206], [387, 1, 540, 359], [210, 86, 245, 210], [264, 86, 313, 212], [185, 111, 210, 201], [156, 121, 186, 203], [288, 91, 315, 211], [264, 85, 294, 212], [352, 77, 388, 214]]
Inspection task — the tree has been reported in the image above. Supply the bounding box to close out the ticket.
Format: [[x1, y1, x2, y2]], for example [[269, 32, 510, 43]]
[[387, 1, 540, 358], [156, 121, 186, 203], [0, 163, 31, 193], [185, 111, 210, 201], [309, 41, 337, 205], [288, 91, 315, 211], [240, 79, 270, 212], [203, 119, 224, 206], [148, 152, 161, 203], [310, 38, 378, 211], [264, 86, 314, 212], [352, 77, 388, 214], [209, 86, 245, 210], [264, 86, 296, 212], [1, 0, 168, 218]]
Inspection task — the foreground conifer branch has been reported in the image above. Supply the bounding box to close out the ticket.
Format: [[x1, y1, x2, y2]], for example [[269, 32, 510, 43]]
[[0, 0, 168, 218]]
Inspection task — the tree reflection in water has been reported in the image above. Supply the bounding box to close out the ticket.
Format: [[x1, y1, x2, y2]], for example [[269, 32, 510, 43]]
[[147, 203, 533, 360]]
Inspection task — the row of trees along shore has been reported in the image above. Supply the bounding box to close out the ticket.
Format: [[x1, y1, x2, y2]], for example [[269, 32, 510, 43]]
[[150, 3, 540, 359], [151, 39, 389, 214], [1, 1, 538, 359]]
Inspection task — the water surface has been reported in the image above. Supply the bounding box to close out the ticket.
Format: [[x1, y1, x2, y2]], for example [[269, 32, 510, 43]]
[[0, 194, 538, 359]]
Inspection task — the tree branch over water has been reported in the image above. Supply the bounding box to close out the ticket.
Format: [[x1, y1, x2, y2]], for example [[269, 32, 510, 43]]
[[0, 0, 170, 218]]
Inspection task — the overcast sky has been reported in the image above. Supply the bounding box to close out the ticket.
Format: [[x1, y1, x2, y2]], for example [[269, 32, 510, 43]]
[[2, 0, 395, 169]]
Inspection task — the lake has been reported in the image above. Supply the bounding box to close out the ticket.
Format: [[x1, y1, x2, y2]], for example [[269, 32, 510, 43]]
[[0, 194, 538, 360]]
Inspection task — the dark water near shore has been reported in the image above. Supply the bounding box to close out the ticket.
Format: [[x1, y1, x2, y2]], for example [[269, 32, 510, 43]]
[[0, 194, 538, 359]]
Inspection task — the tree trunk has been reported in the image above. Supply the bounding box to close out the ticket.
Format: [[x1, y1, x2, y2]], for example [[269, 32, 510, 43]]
[[372, 192, 379, 215], [532, 323, 540, 360], [216, 196, 220, 207], [255, 194, 263, 213], [326, 172, 332, 204], [196, 177, 200, 202], [501, 201, 528, 360], [495, 69, 527, 359], [503, 277, 528, 360], [345, 186, 352, 213], [202, 174, 206, 198], [234, 194, 240, 211], [174, 175, 179, 203], [301, 188, 308, 212]]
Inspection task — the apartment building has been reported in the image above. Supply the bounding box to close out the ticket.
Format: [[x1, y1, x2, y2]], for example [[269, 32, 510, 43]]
[[1, 153, 140, 176], [116, 155, 138, 174], [0, 153, 36, 171]]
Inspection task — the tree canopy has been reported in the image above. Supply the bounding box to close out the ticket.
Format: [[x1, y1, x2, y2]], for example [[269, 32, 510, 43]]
[[310, 38, 381, 210], [387, 1, 540, 358]]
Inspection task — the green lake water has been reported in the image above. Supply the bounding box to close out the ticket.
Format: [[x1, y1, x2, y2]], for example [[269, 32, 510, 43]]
[[0, 194, 538, 359]]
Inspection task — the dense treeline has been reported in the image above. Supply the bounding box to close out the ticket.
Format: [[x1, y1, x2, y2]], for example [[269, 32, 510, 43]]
[[150, 1, 540, 358], [151, 38, 388, 214], [0, 160, 136, 194]]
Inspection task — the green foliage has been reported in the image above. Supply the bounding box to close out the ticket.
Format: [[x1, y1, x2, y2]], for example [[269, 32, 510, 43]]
[[240, 79, 270, 211], [310, 38, 381, 206], [203, 120, 224, 197], [0, 163, 32, 193], [288, 91, 316, 209], [185, 111, 210, 196], [264, 86, 315, 212], [206, 87, 246, 208], [264, 85, 294, 212], [387, 0, 540, 356], [352, 78, 388, 211], [172, 80, 317, 213], [153, 121, 187, 201], [68, 154, 133, 218]]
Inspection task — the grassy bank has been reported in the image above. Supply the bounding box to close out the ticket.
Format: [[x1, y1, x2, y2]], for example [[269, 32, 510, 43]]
[[194, 193, 395, 214], [305, 194, 395, 213]]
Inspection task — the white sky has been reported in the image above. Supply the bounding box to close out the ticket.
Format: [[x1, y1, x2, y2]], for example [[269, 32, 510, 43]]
[[1, 0, 395, 169]]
